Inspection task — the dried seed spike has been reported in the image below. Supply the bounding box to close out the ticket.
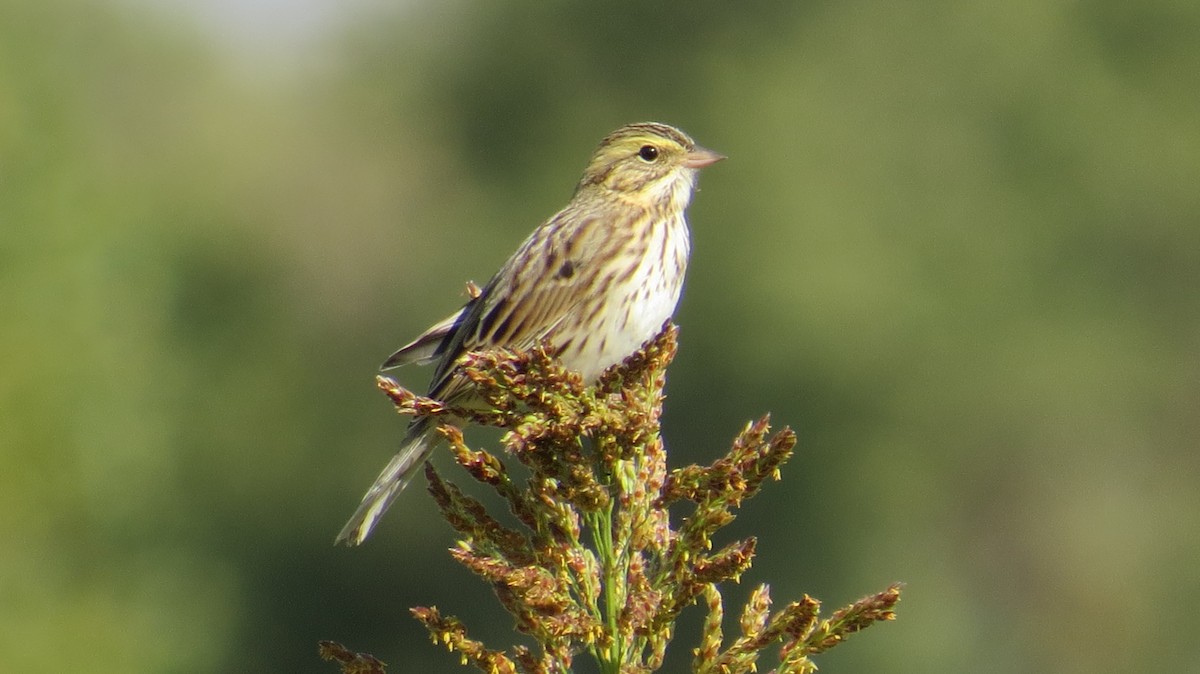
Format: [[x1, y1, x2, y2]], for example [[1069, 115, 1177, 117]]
[[331, 316, 900, 673]]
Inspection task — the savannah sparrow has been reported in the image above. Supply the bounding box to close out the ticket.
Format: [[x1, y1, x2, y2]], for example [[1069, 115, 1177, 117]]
[[337, 122, 724, 545]]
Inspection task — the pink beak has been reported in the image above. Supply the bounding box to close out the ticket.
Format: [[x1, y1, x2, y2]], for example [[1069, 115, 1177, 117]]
[[683, 146, 727, 169]]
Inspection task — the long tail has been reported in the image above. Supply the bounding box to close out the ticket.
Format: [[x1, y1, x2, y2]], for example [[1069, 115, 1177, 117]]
[[336, 419, 438, 546]]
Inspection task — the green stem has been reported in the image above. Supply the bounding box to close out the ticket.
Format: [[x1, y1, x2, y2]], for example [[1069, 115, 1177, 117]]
[[588, 504, 623, 674]]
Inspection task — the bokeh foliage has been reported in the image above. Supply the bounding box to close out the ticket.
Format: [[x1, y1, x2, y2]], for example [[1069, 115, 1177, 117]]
[[3, 0, 1198, 672]]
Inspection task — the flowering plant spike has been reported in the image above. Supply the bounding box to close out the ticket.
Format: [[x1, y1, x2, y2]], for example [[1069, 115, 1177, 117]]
[[323, 325, 900, 673]]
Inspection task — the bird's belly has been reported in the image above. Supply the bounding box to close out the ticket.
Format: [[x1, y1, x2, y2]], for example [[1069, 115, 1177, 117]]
[[559, 267, 684, 383]]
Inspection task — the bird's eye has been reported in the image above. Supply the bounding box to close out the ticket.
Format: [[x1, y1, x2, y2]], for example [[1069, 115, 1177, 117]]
[[637, 145, 659, 162]]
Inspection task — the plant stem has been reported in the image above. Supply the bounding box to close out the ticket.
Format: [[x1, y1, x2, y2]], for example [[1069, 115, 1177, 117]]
[[588, 504, 623, 674]]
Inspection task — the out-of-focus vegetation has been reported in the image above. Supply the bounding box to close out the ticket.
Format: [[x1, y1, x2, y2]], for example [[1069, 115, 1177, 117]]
[[2, 0, 1197, 672]]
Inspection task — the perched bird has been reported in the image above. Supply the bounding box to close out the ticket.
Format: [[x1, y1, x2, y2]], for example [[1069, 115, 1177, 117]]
[[337, 122, 724, 545]]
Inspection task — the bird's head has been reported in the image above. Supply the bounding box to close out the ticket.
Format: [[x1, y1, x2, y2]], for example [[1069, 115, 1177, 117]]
[[577, 122, 724, 211]]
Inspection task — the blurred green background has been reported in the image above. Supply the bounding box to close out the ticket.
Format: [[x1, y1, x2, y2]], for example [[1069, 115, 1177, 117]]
[[4, 0, 1199, 671]]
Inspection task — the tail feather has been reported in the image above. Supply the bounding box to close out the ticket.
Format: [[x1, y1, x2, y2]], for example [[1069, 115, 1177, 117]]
[[336, 420, 437, 546]]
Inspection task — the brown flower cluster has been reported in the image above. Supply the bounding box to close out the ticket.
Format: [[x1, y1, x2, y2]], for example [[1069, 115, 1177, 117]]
[[325, 325, 900, 674]]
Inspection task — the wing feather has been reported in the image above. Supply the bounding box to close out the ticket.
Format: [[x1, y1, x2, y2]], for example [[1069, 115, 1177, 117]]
[[425, 207, 619, 402], [381, 306, 469, 370]]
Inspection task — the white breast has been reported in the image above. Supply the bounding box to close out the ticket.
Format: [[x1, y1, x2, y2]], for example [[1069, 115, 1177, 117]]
[[563, 212, 690, 382]]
